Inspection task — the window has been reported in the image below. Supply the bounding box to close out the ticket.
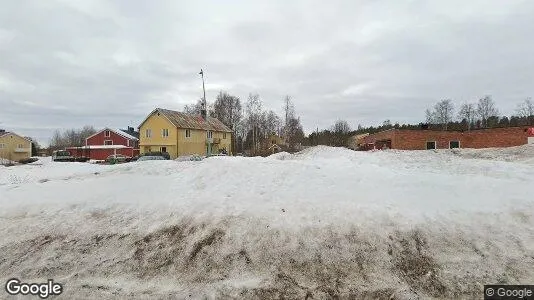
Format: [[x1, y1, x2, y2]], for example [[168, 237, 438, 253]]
[[449, 141, 460, 149], [426, 141, 436, 150], [104, 140, 113, 145], [185, 129, 191, 138], [161, 146, 167, 153], [18, 144, 24, 148], [162, 128, 169, 137], [223, 132, 227, 139], [145, 129, 152, 138], [104, 130, 111, 137], [0, 144, 4, 149], [207, 131, 213, 138]]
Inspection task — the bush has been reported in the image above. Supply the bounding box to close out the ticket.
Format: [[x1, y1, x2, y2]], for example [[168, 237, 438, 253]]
[[18, 158, 39, 164]]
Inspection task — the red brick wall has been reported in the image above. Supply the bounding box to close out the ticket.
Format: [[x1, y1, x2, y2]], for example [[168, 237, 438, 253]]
[[365, 126, 532, 150], [362, 130, 396, 149]]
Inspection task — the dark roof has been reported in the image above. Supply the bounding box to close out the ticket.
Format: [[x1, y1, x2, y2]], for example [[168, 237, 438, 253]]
[[143, 108, 232, 132], [120, 129, 140, 139]]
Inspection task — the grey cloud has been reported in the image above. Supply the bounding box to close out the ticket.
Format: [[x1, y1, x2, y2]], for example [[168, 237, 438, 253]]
[[1, 0, 533, 145]]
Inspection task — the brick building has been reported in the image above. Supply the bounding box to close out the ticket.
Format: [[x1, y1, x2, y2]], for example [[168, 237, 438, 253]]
[[361, 126, 534, 150]]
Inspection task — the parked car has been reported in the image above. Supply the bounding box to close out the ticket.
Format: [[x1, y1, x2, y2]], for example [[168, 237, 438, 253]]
[[106, 154, 131, 164], [175, 154, 203, 162], [137, 155, 166, 162], [52, 150, 74, 162], [142, 151, 170, 160]]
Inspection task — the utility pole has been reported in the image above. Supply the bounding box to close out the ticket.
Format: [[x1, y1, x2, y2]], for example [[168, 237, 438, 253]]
[[199, 69, 210, 156], [199, 69, 207, 119]]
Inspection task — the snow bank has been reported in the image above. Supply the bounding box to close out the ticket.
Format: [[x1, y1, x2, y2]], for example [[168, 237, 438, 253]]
[[0, 146, 533, 298], [448, 144, 534, 163]]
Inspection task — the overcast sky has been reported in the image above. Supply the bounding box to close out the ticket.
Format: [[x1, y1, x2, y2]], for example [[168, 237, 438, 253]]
[[1, 0, 533, 145]]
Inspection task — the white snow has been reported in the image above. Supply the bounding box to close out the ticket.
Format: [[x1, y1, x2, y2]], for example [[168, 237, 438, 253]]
[[0, 146, 533, 298]]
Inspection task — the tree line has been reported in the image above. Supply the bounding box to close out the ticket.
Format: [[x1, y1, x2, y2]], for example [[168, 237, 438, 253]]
[[49, 126, 97, 150], [303, 97, 534, 148], [184, 92, 305, 155], [424, 96, 533, 131]]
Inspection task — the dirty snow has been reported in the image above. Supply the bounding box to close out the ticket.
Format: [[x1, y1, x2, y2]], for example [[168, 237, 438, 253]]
[[0, 146, 533, 299]]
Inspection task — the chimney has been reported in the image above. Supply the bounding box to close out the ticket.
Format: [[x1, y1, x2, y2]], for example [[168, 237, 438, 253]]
[[128, 126, 134, 132]]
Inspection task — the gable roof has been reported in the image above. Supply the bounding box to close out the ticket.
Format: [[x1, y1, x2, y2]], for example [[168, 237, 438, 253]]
[[0, 131, 33, 142], [86, 128, 139, 141], [120, 129, 140, 139], [139, 108, 232, 133]]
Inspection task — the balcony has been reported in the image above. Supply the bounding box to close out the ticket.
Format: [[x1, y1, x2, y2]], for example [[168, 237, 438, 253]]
[[14, 148, 30, 153]]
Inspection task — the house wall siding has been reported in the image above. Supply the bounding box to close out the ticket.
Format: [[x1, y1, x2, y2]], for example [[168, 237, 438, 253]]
[[0, 134, 31, 161], [87, 130, 130, 147], [139, 113, 179, 158], [140, 112, 233, 158]]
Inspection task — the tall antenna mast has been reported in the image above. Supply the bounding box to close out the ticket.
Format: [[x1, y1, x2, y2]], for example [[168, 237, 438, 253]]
[[199, 69, 207, 119]]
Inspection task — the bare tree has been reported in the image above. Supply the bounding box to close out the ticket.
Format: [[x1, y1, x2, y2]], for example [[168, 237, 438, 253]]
[[264, 110, 281, 136], [434, 99, 454, 130], [282, 95, 295, 142], [458, 103, 477, 130], [286, 117, 305, 151], [477, 96, 499, 128], [49, 126, 97, 148], [332, 120, 351, 134], [425, 109, 435, 124], [213, 91, 243, 152], [245, 93, 263, 153], [516, 98, 534, 125]]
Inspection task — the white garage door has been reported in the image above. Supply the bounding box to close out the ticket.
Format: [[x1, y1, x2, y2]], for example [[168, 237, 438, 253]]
[[529, 137, 534, 144]]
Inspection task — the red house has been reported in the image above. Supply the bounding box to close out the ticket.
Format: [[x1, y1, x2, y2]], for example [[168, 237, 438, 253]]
[[67, 127, 140, 161]]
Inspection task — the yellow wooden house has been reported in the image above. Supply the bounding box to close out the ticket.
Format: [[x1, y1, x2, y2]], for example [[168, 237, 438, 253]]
[[138, 108, 232, 159], [0, 130, 32, 162]]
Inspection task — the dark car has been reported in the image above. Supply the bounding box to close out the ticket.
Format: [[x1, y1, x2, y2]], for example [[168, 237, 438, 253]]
[[52, 150, 75, 162], [142, 151, 170, 160], [137, 155, 166, 162]]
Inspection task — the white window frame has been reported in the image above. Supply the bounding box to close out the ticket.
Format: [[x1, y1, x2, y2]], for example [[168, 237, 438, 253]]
[[18, 144, 24, 148], [127, 140, 130, 147], [0, 143, 4, 149], [162, 128, 169, 138], [104, 140, 113, 145], [223, 132, 227, 139], [145, 129, 152, 138], [426, 141, 437, 150], [449, 140, 461, 149], [104, 130, 111, 137], [207, 131, 213, 138], [185, 129, 191, 138], [160, 146, 167, 152]]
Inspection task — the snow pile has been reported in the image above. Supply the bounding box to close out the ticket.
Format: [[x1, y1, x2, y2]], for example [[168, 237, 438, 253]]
[[0, 146, 533, 298], [448, 144, 534, 163], [267, 151, 292, 160]]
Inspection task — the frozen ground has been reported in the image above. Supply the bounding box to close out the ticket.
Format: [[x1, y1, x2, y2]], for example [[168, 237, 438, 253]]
[[0, 146, 533, 299]]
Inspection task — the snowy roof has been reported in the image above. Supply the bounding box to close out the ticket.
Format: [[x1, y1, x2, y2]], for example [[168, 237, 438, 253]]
[[86, 128, 139, 141], [139, 108, 232, 133], [114, 129, 138, 140]]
